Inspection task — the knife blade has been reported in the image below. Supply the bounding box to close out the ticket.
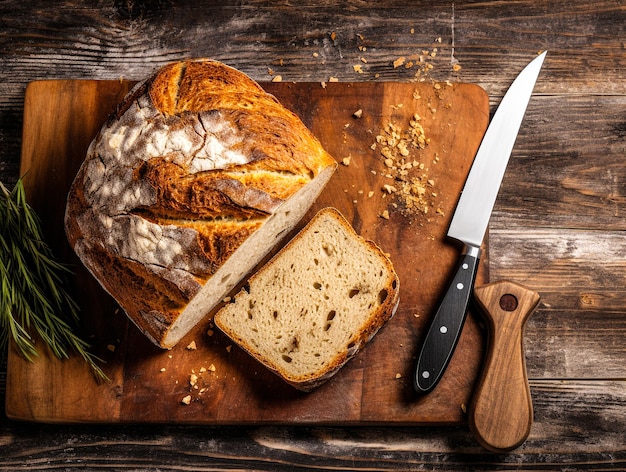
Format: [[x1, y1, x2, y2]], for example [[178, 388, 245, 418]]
[[413, 52, 546, 394]]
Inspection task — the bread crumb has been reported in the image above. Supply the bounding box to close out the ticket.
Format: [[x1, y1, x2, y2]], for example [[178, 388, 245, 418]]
[[370, 99, 444, 220], [226, 345, 232, 353], [189, 373, 198, 387], [186, 341, 197, 350], [329, 77, 339, 82], [181, 395, 192, 405], [342, 155, 352, 166], [353, 109, 363, 119], [461, 403, 467, 414], [313, 52, 319, 58], [208, 364, 216, 372], [106, 344, 115, 352], [207, 329, 214, 336], [271, 75, 282, 82], [353, 64, 363, 74], [160, 367, 166, 372], [393, 57, 405, 68], [380, 210, 390, 220], [395, 373, 402, 379]]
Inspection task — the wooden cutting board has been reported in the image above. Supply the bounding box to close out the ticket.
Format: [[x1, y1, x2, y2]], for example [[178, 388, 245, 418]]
[[6, 79, 489, 424]]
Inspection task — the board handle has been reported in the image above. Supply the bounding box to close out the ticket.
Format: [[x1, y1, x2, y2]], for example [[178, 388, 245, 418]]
[[468, 280, 540, 452]]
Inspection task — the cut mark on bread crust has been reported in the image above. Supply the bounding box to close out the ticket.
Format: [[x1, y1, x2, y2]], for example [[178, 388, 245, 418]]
[[130, 208, 267, 226], [173, 62, 187, 114]]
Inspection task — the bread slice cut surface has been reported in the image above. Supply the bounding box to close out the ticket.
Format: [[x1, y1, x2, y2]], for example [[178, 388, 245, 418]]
[[214, 207, 400, 391]]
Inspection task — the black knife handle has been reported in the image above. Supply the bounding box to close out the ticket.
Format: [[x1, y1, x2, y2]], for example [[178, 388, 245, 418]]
[[414, 245, 480, 394]]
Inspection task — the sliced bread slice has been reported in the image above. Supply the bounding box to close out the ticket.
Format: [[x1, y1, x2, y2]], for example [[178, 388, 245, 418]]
[[214, 207, 400, 391]]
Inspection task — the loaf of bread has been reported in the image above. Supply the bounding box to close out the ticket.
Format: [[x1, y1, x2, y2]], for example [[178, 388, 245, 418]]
[[65, 59, 337, 348], [214, 207, 400, 391]]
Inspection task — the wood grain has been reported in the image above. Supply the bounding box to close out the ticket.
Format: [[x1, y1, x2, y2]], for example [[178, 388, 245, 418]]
[[1, 0, 624, 467], [469, 281, 540, 452], [6, 79, 490, 425], [1, 380, 625, 471], [1, 0, 624, 182]]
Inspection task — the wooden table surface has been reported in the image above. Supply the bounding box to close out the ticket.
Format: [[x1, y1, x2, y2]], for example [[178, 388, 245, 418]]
[[0, 1, 624, 470]]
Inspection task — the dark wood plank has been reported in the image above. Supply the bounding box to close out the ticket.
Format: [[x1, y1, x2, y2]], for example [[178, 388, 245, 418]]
[[0, 0, 624, 183], [1, 379, 625, 470], [0, 1, 622, 92], [0, 0, 624, 467], [488, 227, 626, 380], [492, 94, 626, 231]]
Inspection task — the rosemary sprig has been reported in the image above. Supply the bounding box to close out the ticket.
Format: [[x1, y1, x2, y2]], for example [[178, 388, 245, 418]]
[[0, 178, 108, 382]]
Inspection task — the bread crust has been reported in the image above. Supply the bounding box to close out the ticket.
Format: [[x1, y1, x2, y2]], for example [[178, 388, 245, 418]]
[[65, 59, 336, 347]]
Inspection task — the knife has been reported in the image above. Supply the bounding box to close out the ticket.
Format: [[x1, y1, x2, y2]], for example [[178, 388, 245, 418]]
[[413, 52, 546, 394], [468, 280, 540, 452]]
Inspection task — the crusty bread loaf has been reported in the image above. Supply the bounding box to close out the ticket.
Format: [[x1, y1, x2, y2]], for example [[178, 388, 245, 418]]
[[65, 59, 337, 348], [214, 207, 400, 391]]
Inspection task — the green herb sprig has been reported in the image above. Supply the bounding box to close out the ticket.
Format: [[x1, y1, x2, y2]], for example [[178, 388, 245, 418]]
[[0, 178, 108, 381]]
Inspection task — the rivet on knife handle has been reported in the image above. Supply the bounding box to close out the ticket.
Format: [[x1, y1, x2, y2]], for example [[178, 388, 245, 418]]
[[468, 280, 540, 452], [413, 245, 480, 393]]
